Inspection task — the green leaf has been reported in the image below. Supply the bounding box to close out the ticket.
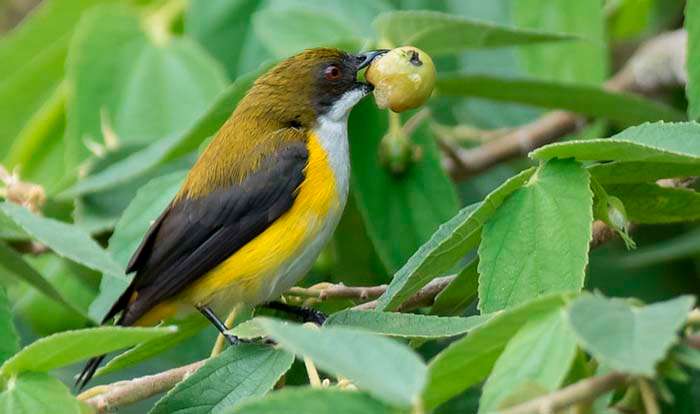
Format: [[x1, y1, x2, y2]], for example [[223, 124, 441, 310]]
[[0, 288, 18, 365], [61, 70, 258, 198], [65, 5, 227, 172], [0, 0, 113, 159], [96, 313, 207, 377], [588, 161, 700, 185], [373, 10, 575, 55], [374, 168, 535, 311], [531, 122, 700, 163], [349, 100, 459, 274], [478, 310, 577, 413], [257, 318, 426, 407], [325, 310, 489, 338], [423, 293, 570, 410], [478, 159, 592, 313], [0, 240, 76, 313], [0, 325, 177, 377], [567, 294, 694, 376], [0, 202, 123, 276], [686, 0, 700, 120], [253, 9, 362, 57], [672, 344, 700, 371], [436, 75, 683, 125], [89, 171, 185, 321], [0, 372, 81, 414], [619, 227, 700, 267], [150, 345, 294, 414], [512, 0, 607, 85], [185, 0, 265, 78], [227, 388, 403, 414], [431, 259, 479, 316], [605, 184, 700, 224]]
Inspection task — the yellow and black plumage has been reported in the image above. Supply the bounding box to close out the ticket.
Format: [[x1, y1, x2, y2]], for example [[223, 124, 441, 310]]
[[76, 48, 387, 389]]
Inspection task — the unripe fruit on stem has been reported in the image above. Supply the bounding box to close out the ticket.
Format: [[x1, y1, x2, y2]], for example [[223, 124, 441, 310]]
[[366, 46, 436, 113]]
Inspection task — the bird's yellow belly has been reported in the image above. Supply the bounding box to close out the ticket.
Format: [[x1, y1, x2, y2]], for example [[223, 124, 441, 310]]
[[141, 133, 341, 322]]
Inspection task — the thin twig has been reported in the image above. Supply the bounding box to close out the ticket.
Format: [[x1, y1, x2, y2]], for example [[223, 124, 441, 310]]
[[80, 360, 205, 413], [498, 372, 629, 414], [445, 30, 688, 180]]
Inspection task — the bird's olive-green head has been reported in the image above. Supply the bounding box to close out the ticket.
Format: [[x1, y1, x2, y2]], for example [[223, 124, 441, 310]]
[[237, 48, 387, 127]]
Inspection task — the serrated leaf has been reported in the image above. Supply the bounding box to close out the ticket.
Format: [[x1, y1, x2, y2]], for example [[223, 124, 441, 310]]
[[478, 159, 592, 313], [349, 100, 459, 275], [0, 287, 18, 365], [588, 161, 700, 184], [374, 10, 574, 55], [423, 293, 570, 410], [61, 69, 258, 198], [150, 345, 294, 414], [567, 294, 695, 376], [375, 168, 535, 311], [0, 202, 123, 277], [0, 372, 81, 414], [436, 75, 683, 125], [531, 122, 700, 163], [0, 325, 177, 377], [89, 171, 185, 321], [64, 5, 227, 172], [478, 310, 577, 413], [605, 184, 700, 224], [325, 310, 489, 338], [430, 259, 479, 316], [257, 318, 426, 407], [96, 313, 207, 377], [227, 388, 403, 414]]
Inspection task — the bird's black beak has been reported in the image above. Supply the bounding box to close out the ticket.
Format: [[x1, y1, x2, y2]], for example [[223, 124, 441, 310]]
[[356, 49, 389, 70]]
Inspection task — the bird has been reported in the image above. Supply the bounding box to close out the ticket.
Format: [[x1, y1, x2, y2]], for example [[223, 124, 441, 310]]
[[76, 47, 388, 389]]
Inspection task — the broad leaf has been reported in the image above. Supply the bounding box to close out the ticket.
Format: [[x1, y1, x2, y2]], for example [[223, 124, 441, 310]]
[[62, 70, 258, 198], [589, 161, 700, 184], [65, 5, 227, 172], [478, 159, 592, 313], [436, 75, 683, 125], [257, 318, 426, 407], [431, 259, 479, 316], [605, 184, 700, 224], [0, 241, 76, 313], [0, 372, 81, 414], [227, 388, 403, 414], [0, 288, 18, 365], [0, 202, 123, 276], [686, 0, 700, 120], [478, 310, 577, 413], [0, 325, 176, 377], [532, 122, 700, 163], [96, 314, 207, 377], [567, 294, 694, 376], [374, 10, 574, 55], [185, 0, 265, 78], [89, 171, 185, 321], [375, 168, 534, 311], [150, 345, 294, 414], [423, 293, 569, 410], [325, 310, 489, 338], [349, 100, 459, 274]]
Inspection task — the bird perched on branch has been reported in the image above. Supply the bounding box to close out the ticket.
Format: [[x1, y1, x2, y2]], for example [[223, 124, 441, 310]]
[[77, 48, 387, 389]]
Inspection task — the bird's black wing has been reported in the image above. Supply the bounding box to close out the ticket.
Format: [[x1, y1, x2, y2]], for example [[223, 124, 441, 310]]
[[105, 141, 309, 326]]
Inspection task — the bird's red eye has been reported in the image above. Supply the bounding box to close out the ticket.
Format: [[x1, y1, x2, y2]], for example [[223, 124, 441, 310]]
[[324, 65, 342, 81]]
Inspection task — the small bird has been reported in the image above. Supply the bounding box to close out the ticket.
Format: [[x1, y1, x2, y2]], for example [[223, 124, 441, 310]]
[[77, 48, 387, 389]]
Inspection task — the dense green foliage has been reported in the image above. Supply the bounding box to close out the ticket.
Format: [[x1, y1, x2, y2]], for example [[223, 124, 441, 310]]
[[1, 0, 700, 413]]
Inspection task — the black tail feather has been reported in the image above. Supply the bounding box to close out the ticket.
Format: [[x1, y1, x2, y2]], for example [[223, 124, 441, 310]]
[[76, 354, 106, 391]]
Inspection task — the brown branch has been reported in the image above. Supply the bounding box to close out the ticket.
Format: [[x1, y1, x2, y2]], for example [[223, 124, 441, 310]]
[[498, 372, 629, 414], [445, 30, 688, 180], [80, 360, 205, 413]]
